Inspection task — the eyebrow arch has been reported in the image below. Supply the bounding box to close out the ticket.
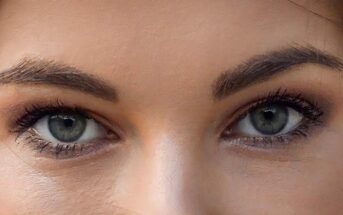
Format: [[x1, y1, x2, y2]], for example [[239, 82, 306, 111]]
[[212, 45, 343, 100], [0, 58, 118, 101]]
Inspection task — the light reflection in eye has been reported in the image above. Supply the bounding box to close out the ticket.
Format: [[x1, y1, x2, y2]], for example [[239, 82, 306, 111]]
[[236, 104, 303, 137], [13, 103, 121, 159], [220, 90, 323, 148]]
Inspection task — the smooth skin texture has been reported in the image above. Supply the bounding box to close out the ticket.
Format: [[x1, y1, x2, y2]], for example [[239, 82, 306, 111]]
[[0, 0, 342, 214]]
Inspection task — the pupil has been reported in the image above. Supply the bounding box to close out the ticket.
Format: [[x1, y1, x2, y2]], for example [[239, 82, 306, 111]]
[[250, 104, 288, 135], [64, 118, 74, 128], [263, 110, 275, 121]]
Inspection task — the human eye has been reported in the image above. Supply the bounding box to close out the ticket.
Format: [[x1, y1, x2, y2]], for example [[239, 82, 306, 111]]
[[12, 101, 121, 159], [220, 89, 324, 150]]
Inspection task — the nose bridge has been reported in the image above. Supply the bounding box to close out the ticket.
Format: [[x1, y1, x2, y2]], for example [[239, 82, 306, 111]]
[[144, 133, 193, 214], [122, 106, 209, 214], [133, 125, 205, 215]]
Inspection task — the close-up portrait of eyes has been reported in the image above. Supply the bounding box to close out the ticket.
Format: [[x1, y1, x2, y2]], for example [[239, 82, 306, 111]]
[[0, 0, 342, 214]]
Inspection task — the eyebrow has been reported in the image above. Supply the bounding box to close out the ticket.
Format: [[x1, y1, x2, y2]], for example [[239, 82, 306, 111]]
[[212, 46, 343, 100], [0, 59, 117, 101]]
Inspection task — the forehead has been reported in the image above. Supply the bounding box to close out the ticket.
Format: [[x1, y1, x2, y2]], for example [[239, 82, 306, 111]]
[[0, 1, 337, 54], [0, 1, 339, 63], [0, 0, 341, 103]]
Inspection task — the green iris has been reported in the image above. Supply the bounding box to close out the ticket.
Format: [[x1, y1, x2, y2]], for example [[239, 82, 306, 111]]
[[48, 113, 87, 142], [249, 104, 288, 135]]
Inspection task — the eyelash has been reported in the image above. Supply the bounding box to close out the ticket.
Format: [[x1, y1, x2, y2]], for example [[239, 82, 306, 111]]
[[220, 88, 324, 149], [14, 101, 89, 133], [11, 89, 324, 158], [12, 101, 119, 158]]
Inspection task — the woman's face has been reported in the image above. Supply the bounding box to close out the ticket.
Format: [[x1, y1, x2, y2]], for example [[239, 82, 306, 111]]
[[0, 0, 342, 214]]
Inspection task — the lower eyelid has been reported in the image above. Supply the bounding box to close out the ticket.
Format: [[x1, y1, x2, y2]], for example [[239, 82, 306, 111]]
[[218, 94, 325, 149], [220, 117, 324, 151], [14, 128, 120, 159]]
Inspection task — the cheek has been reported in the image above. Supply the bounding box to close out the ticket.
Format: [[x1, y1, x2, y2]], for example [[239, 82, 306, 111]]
[[0, 150, 64, 214], [206, 162, 343, 214], [207, 129, 343, 214], [0, 139, 126, 214]]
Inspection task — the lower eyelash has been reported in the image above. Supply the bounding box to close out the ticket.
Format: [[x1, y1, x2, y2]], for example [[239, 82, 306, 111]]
[[15, 128, 118, 159], [220, 88, 325, 149], [225, 119, 323, 150]]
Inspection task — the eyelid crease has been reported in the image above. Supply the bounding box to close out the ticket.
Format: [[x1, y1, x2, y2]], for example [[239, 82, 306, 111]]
[[213, 45, 343, 100], [216, 88, 324, 139], [14, 128, 120, 159]]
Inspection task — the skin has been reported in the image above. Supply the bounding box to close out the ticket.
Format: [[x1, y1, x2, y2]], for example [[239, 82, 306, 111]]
[[0, 0, 342, 214]]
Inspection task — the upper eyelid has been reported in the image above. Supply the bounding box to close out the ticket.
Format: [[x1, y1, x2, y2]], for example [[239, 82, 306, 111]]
[[1, 46, 341, 106], [232, 89, 316, 118], [218, 90, 290, 130], [215, 89, 322, 136], [12, 107, 123, 159], [212, 46, 343, 100], [15, 103, 126, 140]]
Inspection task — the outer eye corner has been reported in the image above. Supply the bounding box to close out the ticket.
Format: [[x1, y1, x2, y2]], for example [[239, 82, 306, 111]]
[[219, 97, 316, 150]]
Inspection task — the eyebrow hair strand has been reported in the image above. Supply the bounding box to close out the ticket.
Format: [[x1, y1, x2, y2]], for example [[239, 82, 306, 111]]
[[0, 59, 118, 101], [212, 45, 343, 100]]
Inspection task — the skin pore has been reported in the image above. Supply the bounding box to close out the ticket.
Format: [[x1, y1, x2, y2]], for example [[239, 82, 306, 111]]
[[0, 0, 342, 214]]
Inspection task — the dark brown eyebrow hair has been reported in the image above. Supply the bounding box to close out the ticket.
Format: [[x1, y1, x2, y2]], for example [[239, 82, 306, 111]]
[[0, 59, 117, 101], [212, 46, 343, 100]]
